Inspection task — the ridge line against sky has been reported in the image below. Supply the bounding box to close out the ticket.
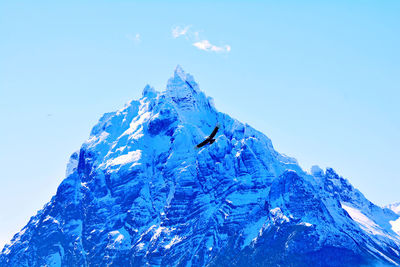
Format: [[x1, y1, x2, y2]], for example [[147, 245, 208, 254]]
[[1, 1, 399, 250]]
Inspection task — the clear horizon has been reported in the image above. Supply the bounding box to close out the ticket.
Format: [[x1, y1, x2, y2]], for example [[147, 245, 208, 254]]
[[1, 1, 399, 250]]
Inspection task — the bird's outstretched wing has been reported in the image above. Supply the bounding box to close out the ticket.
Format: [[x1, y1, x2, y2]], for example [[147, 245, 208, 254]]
[[196, 139, 210, 148], [209, 126, 219, 139], [196, 124, 220, 148]]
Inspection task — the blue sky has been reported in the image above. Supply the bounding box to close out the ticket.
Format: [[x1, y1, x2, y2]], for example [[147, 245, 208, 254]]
[[1, 1, 399, 249]]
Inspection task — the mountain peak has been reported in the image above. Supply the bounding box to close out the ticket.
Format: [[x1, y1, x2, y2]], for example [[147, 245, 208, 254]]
[[142, 84, 157, 98], [174, 64, 186, 79], [167, 65, 199, 92], [165, 65, 211, 112], [1, 67, 400, 267], [310, 165, 324, 177]]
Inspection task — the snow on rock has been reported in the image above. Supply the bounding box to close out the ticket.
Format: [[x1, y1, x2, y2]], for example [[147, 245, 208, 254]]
[[164, 235, 183, 250], [391, 218, 400, 236], [269, 207, 290, 224], [1, 66, 400, 267], [387, 202, 400, 215], [107, 228, 132, 250], [386, 203, 400, 236], [341, 203, 384, 236], [105, 150, 142, 167], [65, 151, 78, 177]]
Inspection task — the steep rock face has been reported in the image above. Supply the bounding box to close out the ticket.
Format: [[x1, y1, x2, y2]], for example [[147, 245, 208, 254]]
[[1, 67, 400, 266]]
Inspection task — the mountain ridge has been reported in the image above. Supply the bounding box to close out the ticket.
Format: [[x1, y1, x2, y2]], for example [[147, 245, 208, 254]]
[[386, 203, 400, 215], [1, 66, 399, 266]]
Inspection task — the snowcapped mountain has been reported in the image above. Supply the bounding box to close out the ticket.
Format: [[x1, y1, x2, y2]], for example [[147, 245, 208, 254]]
[[1, 66, 400, 266]]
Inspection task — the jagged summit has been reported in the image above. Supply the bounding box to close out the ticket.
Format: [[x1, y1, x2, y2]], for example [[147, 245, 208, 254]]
[[1, 67, 400, 266], [142, 84, 157, 98], [167, 65, 200, 94], [173, 64, 187, 80], [164, 66, 214, 116], [143, 65, 199, 99], [310, 165, 324, 177]]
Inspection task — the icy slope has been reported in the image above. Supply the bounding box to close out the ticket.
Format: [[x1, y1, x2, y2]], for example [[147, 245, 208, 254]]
[[387, 203, 400, 215], [386, 203, 400, 237], [1, 66, 400, 267]]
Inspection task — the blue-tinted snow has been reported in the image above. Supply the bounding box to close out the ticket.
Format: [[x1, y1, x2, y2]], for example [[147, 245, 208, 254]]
[[1, 66, 400, 266]]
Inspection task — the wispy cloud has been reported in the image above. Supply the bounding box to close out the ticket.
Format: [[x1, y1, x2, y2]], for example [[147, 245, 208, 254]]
[[126, 33, 141, 44], [172, 25, 191, 38], [171, 25, 231, 53], [193, 40, 231, 53]]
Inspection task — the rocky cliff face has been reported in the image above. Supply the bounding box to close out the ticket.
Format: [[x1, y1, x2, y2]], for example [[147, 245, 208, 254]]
[[1, 66, 399, 266]]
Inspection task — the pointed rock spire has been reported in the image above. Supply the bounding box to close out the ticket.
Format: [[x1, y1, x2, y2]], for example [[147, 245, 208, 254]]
[[142, 84, 157, 98], [167, 65, 200, 93], [310, 165, 324, 177], [174, 64, 186, 80], [164, 65, 205, 111]]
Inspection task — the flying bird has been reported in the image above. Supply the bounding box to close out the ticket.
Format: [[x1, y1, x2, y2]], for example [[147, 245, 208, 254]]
[[196, 125, 219, 148]]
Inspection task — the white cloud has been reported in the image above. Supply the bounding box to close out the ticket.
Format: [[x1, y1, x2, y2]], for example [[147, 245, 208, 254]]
[[172, 25, 231, 53], [172, 25, 191, 38], [126, 33, 141, 44], [193, 40, 231, 53]]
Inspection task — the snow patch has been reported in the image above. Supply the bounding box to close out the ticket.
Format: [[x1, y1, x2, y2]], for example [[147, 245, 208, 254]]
[[43, 215, 59, 224], [386, 202, 400, 215], [136, 242, 145, 250], [366, 244, 399, 265], [341, 203, 383, 236], [151, 226, 166, 242], [107, 228, 131, 250], [65, 151, 78, 177], [390, 217, 400, 235], [270, 207, 290, 224], [165, 235, 183, 249], [106, 150, 142, 167], [299, 222, 313, 227]]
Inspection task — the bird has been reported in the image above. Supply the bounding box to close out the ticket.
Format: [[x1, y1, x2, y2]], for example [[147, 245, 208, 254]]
[[196, 125, 219, 148]]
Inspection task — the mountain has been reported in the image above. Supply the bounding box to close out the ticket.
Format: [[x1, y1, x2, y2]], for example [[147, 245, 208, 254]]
[[1, 66, 400, 266], [385, 203, 400, 238], [386, 203, 400, 215]]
